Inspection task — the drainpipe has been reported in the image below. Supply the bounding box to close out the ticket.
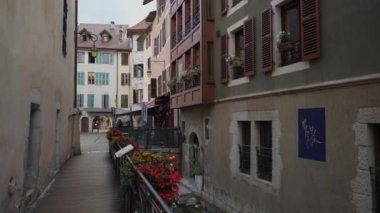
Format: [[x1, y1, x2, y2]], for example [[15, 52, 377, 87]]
[[74, 0, 78, 108]]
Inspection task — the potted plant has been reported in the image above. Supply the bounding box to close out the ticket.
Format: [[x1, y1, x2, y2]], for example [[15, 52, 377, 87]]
[[226, 55, 242, 69], [168, 76, 177, 93], [176, 75, 185, 92], [276, 31, 293, 52], [188, 65, 200, 87]]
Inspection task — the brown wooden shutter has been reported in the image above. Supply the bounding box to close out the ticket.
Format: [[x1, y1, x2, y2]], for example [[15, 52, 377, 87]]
[[221, 34, 229, 83], [151, 78, 157, 98], [244, 18, 255, 76], [301, 0, 320, 60], [162, 70, 167, 93], [221, 0, 228, 16], [261, 8, 273, 72]]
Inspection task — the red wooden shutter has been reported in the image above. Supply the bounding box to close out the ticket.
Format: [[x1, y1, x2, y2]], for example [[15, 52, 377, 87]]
[[221, 34, 228, 83], [301, 0, 320, 60], [221, 0, 228, 16], [244, 18, 255, 76], [261, 8, 273, 72], [151, 78, 157, 98]]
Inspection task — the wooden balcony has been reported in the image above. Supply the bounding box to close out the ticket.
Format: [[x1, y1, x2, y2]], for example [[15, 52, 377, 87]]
[[170, 85, 202, 109], [171, 25, 201, 61]]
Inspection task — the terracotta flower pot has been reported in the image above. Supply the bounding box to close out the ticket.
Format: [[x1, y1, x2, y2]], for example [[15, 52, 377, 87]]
[[279, 42, 294, 52]]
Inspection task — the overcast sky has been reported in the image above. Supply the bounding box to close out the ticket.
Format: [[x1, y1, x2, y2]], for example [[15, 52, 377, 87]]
[[78, 0, 156, 26]]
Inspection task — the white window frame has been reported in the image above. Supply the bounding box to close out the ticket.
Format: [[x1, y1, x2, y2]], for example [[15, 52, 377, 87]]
[[270, 0, 310, 77], [226, 16, 250, 87], [230, 110, 282, 192], [227, 0, 248, 17]]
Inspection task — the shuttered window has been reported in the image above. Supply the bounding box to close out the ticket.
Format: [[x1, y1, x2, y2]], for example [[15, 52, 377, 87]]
[[162, 70, 167, 94], [301, 0, 320, 60], [221, 0, 228, 16], [221, 34, 228, 83], [244, 18, 255, 76], [121, 53, 129, 65], [151, 78, 157, 98], [261, 8, 273, 72], [121, 95, 128, 108]]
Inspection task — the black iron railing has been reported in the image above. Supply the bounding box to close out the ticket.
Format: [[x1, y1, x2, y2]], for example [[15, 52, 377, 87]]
[[370, 166, 380, 212], [185, 19, 192, 36], [171, 32, 177, 47], [115, 150, 173, 213], [239, 144, 250, 174], [193, 9, 200, 28], [256, 146, 272, 181], [117, 127, 181, 149], [280, 41, 301, 66], [177, 29, 183, 43]]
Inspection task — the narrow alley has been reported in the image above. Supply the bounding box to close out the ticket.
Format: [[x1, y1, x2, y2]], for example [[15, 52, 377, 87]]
[[31, 134, 122, 213]]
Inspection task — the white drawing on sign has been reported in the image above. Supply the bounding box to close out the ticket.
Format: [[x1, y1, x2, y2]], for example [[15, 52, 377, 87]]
[[302, 119, 323, 149]]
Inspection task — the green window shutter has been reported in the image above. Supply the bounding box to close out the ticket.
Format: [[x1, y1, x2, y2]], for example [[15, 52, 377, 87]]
[[106, 73, 109, 85]]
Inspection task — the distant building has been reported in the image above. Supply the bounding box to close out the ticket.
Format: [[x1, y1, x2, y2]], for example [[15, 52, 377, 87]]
[[126, 19, 152, 126], [0, 0, 77, 211], [77, 22, 131, 132]]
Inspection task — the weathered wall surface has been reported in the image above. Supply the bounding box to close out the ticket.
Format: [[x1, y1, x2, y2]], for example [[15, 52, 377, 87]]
[[0, 0, 76, 212]]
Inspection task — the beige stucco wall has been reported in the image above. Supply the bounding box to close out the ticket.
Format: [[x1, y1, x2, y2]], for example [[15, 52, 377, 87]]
[[181, 81, 380, 213], [117, 51, 131, 108], [0, 0, 76, 212]]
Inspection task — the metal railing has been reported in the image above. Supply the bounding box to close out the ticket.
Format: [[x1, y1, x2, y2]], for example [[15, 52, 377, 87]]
[[256, 146, 272, 181], [117, 127, 181, 149], [115, 149, 173, 213], [184, 19, 192, 36], [239, 144, 250, 174], [370, 166, 380, 212], [192, 8, 200, 28], [171, 32, 177, 47]]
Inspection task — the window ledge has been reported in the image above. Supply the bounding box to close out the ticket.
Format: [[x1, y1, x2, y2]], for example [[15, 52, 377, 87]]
[[227, 0, 248, 17], [272, 61, 310, 77], [228, 76, 250, 87]]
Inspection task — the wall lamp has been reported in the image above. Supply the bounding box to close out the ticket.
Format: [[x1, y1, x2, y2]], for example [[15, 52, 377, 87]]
[[87, 32, 99, 58]]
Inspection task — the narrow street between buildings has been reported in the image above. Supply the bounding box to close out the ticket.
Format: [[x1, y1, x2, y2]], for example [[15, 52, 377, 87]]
[[31, 134, 122, 213]]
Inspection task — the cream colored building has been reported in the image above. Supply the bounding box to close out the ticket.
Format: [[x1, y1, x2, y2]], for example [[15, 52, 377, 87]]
[[0, 0, 76, 212]]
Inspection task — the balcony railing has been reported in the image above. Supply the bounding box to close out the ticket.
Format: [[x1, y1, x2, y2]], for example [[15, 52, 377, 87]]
[[256, 146, 272, 181], [116, 127, 181, 149], [177, 28, 183, 43], [171, 32, 177, 47], [170, 75, 200, 95], [192, 8, 200, 29], [184, 19, 192, 37], [111, 147, 173, 213]]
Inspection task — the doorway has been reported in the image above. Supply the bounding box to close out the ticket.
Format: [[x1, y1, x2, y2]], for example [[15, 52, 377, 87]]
[[81, 117, 89, 133], [24, 103, 41, 194]]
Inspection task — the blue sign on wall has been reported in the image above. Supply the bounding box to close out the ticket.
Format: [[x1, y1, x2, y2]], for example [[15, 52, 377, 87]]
[[298, 108, 326, 162]]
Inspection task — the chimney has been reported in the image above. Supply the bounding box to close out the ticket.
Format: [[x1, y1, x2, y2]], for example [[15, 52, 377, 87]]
[[110, 21, 115, 30]]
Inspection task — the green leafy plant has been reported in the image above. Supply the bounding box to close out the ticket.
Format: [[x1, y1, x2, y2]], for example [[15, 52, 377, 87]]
[[168, 76, 178, 88], [225, 55, 242, 67], [187, 65, 200, 78], [276, 31, 292, 50]]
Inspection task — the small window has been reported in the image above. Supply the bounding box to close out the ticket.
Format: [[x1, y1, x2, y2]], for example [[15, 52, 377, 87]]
[[256, 121, 272, 181], [206, 0, 213, 20], [134, 64, 144, 78], [88, 72, 95, 85], [88, 52, 96, 63], [280, 1, 301, 66], [87, 94, 94, 108], [121, 95, 128, 108], [204, 118, 210, 140], [76, 94, 84, 108], [239, 121, 250, 174], [121, 53, 129, 65], [137, 41, 144, 51], [102, 94, 109, 108], [121, 73, 129, 86], [207, 42, 214, 82], [232, 28, 244, 79], [147, 58, 151, 71], [77, 52, 85, 63], [133, 89, 143, 104]]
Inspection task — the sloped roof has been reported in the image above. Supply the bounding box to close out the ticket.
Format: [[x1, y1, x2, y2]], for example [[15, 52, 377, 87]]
[[127, 19, 151, 36], [77, 23, 131, 51]]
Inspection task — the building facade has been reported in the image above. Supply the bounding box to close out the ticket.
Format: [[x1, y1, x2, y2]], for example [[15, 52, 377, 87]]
[[145, 0, 174, 128], [0, 0, 77, 212], [77, 23, 131, 132], [193, 0, 380, 212], [127, 20, 151, 114]]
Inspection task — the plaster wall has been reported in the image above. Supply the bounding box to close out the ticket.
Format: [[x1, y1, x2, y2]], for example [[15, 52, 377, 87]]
[[199, 82, 380, 213], [0, 0, 76, 211], [117, 51, 131, 108]]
